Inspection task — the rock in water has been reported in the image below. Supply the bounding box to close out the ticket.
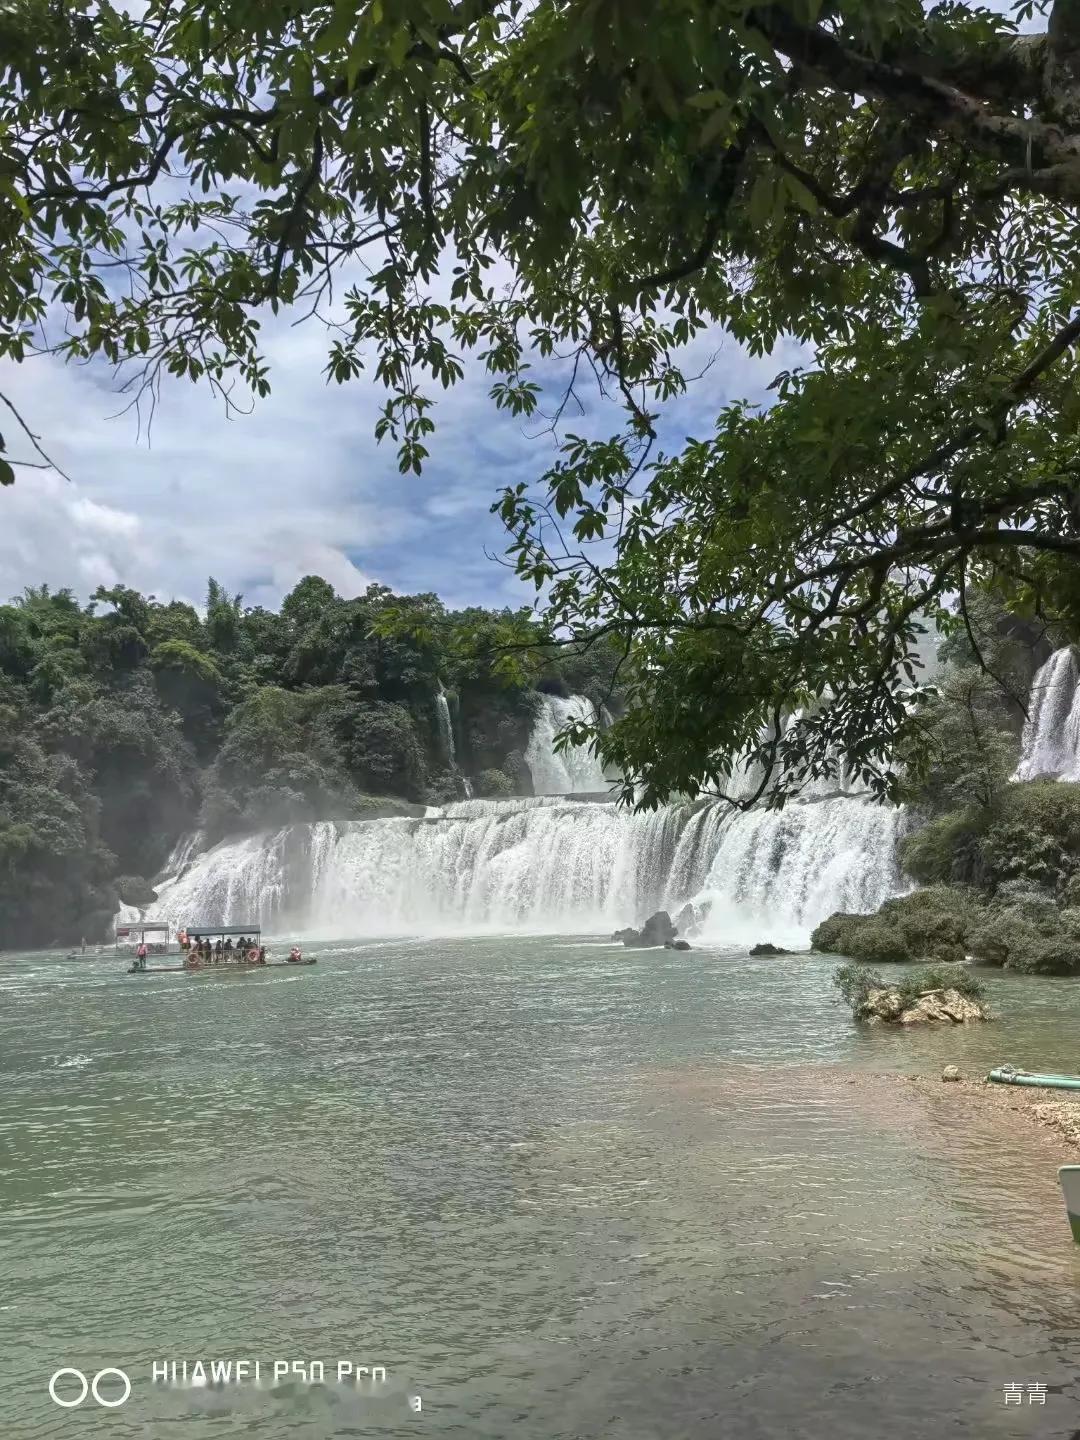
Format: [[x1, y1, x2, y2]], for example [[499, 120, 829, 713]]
[[942, 1065, 961, 1082], [638, 910, 677, 947], [665, 939, 692, 951], [861, 986, 988, 1026], [898, 989, 987, 1025], [749, 942, 792, 956], [864, 987, 907, 1022], [613, 910, 678, 948]]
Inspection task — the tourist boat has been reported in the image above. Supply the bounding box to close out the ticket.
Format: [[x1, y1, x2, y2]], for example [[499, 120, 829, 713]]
[[126, 924, 314, 974], [1060, 1167, 1080, 1245], [115, 921, 172, 962]]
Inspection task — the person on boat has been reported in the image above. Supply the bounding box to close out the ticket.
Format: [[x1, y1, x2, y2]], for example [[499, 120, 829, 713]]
[[258, 945, 267, 965], [288, 946, 303, 964], [224, 937, 233, 953], [136, 941, 148, 969], [214, 938, 223, 962]]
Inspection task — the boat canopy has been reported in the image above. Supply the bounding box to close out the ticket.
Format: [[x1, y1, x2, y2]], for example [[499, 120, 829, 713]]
[[115, 921, 172, 954], [184, 925, 261, 937]]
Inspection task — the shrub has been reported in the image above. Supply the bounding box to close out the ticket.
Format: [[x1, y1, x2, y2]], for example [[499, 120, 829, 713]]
[[877, 890, 974, 964], [980, 781, 1080, 892], [969, 902, 1080, 975], [846, 921, 913, 964], [811, 913, 865, 954], [475, 766, 514, 798], [899, 964, 986, 1006], [1005, 942, 1080, 976], [899, 808, 987, 886], [833, 962, 885, 1011], [813, 888, 981, 964]]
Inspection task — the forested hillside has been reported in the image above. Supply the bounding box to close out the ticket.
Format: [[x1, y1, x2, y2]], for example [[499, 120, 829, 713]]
[[0, 578, 621, 948]]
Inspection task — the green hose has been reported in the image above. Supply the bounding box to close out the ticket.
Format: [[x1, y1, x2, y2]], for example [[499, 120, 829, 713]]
[[987, 1066, 1080, 1090]]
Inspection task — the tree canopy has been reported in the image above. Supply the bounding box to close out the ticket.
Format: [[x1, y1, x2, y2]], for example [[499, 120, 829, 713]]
[[4, 0, 1080, 803]]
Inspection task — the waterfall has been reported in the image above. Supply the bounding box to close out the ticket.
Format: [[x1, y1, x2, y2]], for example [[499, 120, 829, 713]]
[[435, 684, 474, 796], [435, 686, 456, 767], [1014, 647, 1080, 782], [526, 694, 611, 795], [141, 794, 903, 946]]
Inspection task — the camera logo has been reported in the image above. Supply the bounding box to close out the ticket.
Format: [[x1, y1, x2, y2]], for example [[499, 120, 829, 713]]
[[49, 1367, 131, 1409]]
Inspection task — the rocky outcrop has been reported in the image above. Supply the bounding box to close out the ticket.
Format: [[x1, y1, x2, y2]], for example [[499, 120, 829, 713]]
[[664, 939, 691, 951], [811, 887, 976, 964], [115, 874, 159, 910], [612, 910, 678, 948], [749, 942, 792, 956], [861, 986, 989, 1026], [836, 960, 990, 1025]]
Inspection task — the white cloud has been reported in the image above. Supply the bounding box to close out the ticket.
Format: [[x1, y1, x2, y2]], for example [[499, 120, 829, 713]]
[[69, 495, 142, 540], [0, 287, 805, 613]]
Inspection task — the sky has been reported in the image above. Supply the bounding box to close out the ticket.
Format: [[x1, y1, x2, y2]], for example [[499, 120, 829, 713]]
[[0, 289, 801, 614]]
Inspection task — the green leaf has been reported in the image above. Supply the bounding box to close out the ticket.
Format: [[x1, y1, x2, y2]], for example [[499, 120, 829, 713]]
[[687, 90, 729, 111], [0, 459, 14, 485]]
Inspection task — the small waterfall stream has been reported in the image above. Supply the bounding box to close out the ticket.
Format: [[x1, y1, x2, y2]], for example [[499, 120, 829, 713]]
[[525, 695, 611, 795], [435, 684, 473, 797], [1014, 646, 1080, 781], [435, 687, 456, 766]]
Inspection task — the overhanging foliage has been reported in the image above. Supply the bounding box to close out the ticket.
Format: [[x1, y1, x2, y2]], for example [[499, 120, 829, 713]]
[[5, 0, 1080, 800]]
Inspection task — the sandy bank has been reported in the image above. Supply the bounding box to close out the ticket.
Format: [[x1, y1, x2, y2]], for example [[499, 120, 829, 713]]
[[902, 1071, 1080, 1155]]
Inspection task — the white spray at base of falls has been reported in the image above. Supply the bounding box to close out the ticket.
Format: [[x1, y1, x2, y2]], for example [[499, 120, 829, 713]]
[[141, 793, 905, 947], [526, 694, 611, 795], [1013, 646, 1080, 782]]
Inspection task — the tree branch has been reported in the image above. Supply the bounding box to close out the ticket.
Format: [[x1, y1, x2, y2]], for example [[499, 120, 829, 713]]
[[750, 8, 1080, 202]]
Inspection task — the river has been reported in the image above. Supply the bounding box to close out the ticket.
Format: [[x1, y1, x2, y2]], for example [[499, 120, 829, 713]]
[[3, 938, 1080, 1437]]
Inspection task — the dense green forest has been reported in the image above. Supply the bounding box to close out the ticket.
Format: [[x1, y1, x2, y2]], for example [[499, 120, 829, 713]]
[[0, 578, 622, 948]]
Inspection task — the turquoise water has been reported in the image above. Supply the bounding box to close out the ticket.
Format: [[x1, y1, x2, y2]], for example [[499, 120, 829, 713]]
[[3, 940, 1080, 1438]]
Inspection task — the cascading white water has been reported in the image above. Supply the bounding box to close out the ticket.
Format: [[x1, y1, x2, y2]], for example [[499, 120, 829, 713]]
[[435, 687, 456, 767], [434, 684, 474, 796], [683, 796, 905, 947], [142, 794, 903, 945], [526, 695, 610, 795], [1013, 647, 1080, 782]]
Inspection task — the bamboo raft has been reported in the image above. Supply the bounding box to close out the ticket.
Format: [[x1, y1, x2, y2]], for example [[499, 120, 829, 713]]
[[128, 959, 316, 974]]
